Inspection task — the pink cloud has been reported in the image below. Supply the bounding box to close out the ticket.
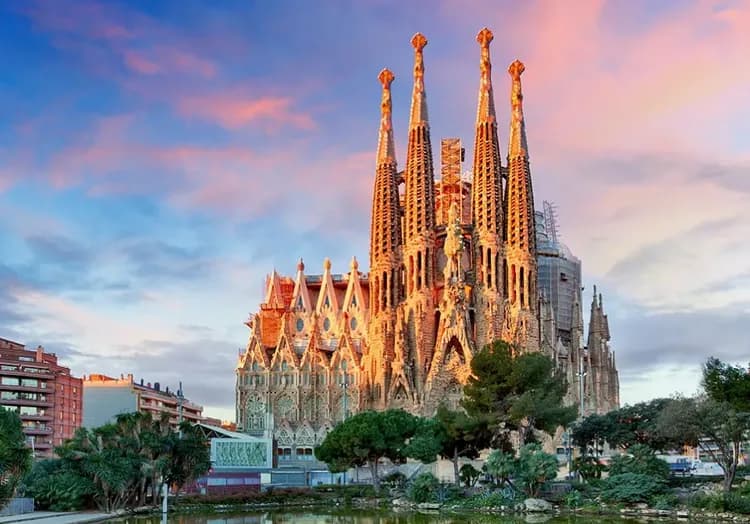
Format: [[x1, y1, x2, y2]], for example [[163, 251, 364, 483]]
[[123, 51, 161, 75], [177, 94, 315, 130]]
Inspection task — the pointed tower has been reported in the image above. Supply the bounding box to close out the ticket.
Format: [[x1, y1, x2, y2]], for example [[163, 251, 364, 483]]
[[401, 33, 437, 404], [503, 59, 539, 352], [471, 28, 504, 351], [368, 68, 402, 408]]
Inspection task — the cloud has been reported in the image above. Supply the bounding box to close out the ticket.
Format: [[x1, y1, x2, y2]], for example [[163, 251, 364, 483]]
[[177, 94, 315, 130]]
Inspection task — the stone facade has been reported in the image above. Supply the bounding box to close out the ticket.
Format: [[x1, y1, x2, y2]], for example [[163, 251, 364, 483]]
[[236, 29, 620, 448]]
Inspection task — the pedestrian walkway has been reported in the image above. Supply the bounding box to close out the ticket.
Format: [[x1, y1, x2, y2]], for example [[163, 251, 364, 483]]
[[0, 511, 115, 523]]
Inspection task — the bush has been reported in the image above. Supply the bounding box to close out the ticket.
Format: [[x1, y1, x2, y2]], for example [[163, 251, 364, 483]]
[[178, 487, 321, 506], [651, 493, 678, 510], [460, 488, 519, 509], [515, 443, 559, 498], [573, 455, 605, 481], [608, 444, 670, 480], [690, 492, 750, 514], [381, 472, 406, 489], [459, 464, 481, 488], [600, 473, 668, 503], [22, 459, 93, 511], [408, 473, 440, 503], [563, 489, 584, 508]]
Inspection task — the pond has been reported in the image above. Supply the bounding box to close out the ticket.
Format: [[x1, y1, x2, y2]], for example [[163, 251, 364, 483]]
[[107, 509, 667, 523]]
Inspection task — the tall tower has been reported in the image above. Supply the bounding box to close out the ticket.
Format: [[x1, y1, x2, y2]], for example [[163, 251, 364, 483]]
[[401, 33, 437, 401], [368, 68, 402, 407], [503, 59, 539, 352], [470, 27, 504, 351]]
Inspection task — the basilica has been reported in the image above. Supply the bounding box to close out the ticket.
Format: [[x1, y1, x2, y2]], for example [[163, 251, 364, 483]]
[[235, 29, 619, 450]]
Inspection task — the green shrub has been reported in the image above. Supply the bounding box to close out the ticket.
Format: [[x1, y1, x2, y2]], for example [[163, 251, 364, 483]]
[[22, 459, 93, 511], [608, 444, 670, 480], [381, 471, 406, 489], [689, 491, 750, 514], [459, 464, 481, 488], [408, 473, 440, 503], [574, 455, 606, 481], [651, 493, 678, 510], [724, 493, 750, 514], [515, 443, 559, 497], [461, 488, 519, 509], [563, 489, 584, 508], [600, 473, 668, 503]]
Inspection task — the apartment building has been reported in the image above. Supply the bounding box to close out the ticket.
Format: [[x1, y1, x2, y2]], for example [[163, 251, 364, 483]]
[[83, 373, 203, 430], [0, 337, 83, 457]]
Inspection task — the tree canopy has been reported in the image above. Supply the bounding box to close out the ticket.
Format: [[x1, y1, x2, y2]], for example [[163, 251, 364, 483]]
[[573, 398, 681, 452], [463, 340, 577, 444], [0, 408, 32, 509], [702, 357, 750, 411], [24, 412, 210, 512], [406, 405, 492, 485], [315, 409, 420, 487], [657, 357, 750, 492]]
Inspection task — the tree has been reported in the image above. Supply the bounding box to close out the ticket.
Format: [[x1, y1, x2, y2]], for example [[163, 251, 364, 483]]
[[164, 421, 211, 493], [0, 408, 32, 509], [570, 413, 611, 455], [608, 443, 670, 479], [315, 409, 420, 488], [27, 413, 210, 511], [658, 396, 749, 493], [484, 449, 516, 488], [604, 398, 679, 451], [514, 443, 559, 498], [702, 357, 750, 412], [463, 340, 577, 444], [407, 405, 492, 485]]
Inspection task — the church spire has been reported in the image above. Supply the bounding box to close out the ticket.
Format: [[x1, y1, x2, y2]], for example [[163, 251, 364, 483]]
[[508, 59, 529, 159], [470, 27, 504, 350], [502, 59, 538, 352], [369, 69, 402, 317], [403, 32, 436, 292], [376, 68, 396, 165], [409, 33, 429, 126], [475, 27, 496, 122]]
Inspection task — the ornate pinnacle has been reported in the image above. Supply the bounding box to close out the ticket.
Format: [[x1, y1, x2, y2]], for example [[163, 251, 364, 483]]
[[376, 68, 396, 164], [508, 59, 525, 80], [477, 27, 493, 47], [508, 59, 528, 158], [476, 27, 496, 121], [409, 33, 429, 126], [411, 32, 427, 52]]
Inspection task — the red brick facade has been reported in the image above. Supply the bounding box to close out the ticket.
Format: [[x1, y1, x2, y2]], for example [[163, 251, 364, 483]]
[[0, 337, 83, 457]]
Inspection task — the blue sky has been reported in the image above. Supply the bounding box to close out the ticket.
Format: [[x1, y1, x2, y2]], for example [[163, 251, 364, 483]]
[[1, 0, 749, 420]]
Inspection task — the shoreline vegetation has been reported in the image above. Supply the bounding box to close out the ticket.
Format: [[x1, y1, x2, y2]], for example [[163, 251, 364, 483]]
[[110, 482, 750, 522]]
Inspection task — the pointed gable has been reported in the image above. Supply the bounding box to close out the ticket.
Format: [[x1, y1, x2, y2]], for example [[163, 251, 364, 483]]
[[290, 258, 313, 312], [316, 258, 340, 339]]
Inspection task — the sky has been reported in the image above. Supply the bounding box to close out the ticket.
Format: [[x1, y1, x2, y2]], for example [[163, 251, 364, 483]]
[[1, 0, 748, 421]]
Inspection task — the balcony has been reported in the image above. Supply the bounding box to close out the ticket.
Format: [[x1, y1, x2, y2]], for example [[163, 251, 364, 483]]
[[20, 413, 54, 422], [0, 397, 54, 408], [23, 426, 53, 435]]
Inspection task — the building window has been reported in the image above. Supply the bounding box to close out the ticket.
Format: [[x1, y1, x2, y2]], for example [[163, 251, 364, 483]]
[[1, 365, 17, 371], [1, 377, 20, 386]]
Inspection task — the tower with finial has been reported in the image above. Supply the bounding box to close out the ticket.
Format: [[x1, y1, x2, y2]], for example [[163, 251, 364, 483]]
[[368, 67, 403, 408], [503, 58, 539, 352], [401, 32, 437, 402], [471, 27, 505, 351]]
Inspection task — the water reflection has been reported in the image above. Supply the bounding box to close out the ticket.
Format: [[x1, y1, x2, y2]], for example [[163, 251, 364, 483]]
[[109, 510, 647, 524]]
